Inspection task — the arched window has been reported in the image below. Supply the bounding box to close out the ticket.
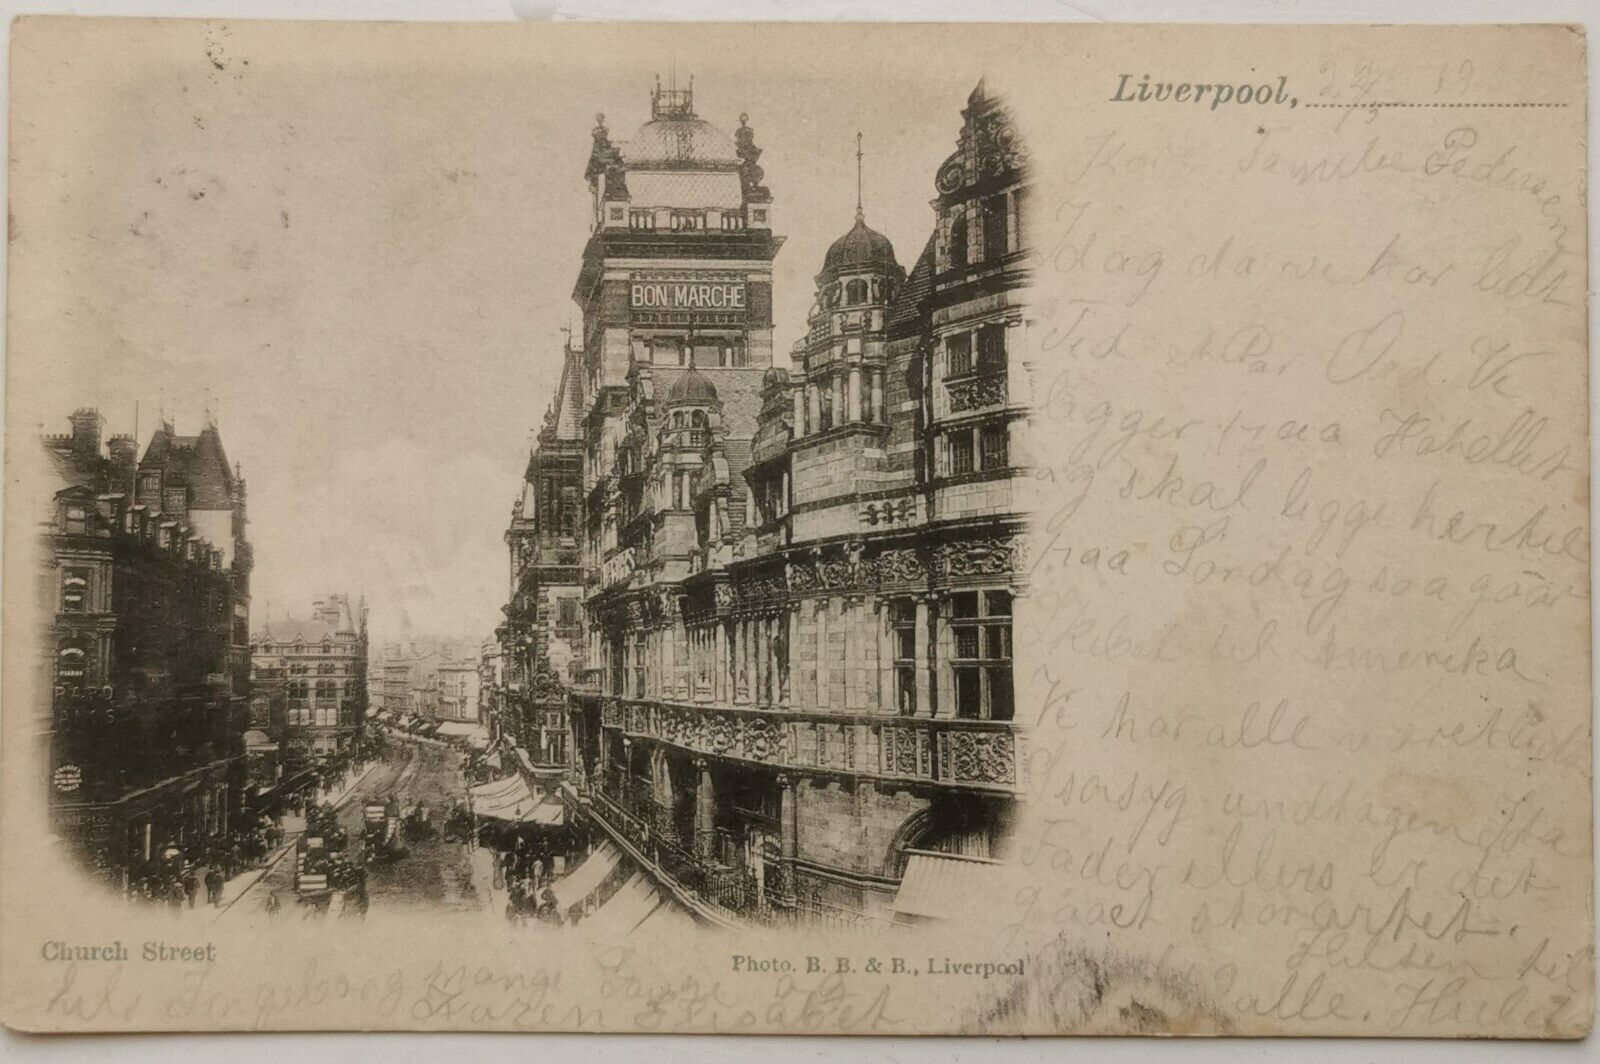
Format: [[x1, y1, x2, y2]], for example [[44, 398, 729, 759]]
[[949, 212, 969, 268], [56, 639, 87, 680], [845, 278, 868, 305], [690, 410, 708, 429], [60, 569, 89, 613]]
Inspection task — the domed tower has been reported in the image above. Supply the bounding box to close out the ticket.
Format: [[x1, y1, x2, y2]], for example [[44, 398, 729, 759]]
[[573, 73, 782, 563], [786, 135, 906, 542]]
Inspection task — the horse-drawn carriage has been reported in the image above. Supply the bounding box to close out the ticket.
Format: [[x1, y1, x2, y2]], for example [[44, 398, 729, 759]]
[[402, 802, 436, 843]]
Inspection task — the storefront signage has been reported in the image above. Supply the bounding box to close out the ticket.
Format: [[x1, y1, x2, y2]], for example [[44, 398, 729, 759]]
[[631, 280, 745, 310], [53, 765, 82, 793]]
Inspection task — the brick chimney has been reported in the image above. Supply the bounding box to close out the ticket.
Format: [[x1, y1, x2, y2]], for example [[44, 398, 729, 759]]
[[69, 408, 105, 457]]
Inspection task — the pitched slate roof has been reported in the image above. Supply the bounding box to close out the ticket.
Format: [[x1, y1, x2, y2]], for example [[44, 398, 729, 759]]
[[141, 422, 236, 508], [887, 231, 936, 338]]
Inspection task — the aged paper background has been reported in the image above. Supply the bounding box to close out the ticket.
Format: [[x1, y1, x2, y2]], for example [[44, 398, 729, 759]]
[[2, 18, 1591, 1037]]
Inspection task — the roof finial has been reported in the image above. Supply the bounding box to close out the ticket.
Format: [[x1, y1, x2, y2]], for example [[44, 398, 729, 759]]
[[855, 132, 865, 222]]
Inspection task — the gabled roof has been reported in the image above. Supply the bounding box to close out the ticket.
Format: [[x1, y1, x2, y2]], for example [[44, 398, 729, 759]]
[[256, 617, 354, 645], [546, 346, 586, 442], [887, 231, 937, 338], [141, 422, 236, 508]]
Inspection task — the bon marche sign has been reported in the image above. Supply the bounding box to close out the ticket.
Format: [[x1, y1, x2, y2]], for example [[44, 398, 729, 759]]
[[631, 280, 745, 310]]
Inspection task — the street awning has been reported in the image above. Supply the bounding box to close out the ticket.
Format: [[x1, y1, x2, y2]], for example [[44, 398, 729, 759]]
[[467, 731, 491, 750], [890, 851, 1007, 921], [632, 893, 699, 935], [547, 841, 622, 913], [436, 721, 487, 743], [469, 773, 526, 801], [281, 769, 318, 793], [527, 799, 564, 826], [469, 774, 537, 822], [579, 871, 662, 934]]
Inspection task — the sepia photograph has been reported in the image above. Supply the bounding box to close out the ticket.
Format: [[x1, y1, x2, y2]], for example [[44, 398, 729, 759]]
[[1, 13, 1592, 1045]]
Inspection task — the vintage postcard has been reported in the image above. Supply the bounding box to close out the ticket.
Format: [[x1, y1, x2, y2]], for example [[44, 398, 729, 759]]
[[1, 18, 1591, 1037]]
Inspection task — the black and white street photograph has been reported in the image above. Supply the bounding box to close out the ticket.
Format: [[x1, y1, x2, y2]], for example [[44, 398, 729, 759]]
[[30, 43, 1033, 936], [2, 12, 1591, 1045]]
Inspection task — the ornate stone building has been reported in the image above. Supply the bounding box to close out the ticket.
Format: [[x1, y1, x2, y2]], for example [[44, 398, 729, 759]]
[[495, 79, 1032, 926], [250, 595, 368, 761], [40, 410, 254, 887]]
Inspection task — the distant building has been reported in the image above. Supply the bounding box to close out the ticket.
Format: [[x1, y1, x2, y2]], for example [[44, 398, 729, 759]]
[[40, 410, 253, 886], [251, 595, 368, 759], [437, 660, 482, 722], [371, 639, 479, 723], [477, 640, 502, 728], [380, 658, 412, 715]]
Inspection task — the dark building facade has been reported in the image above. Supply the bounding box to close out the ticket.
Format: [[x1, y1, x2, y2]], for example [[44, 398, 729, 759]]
[[494, 80, 1032, 927], [40, 410, 254, 887]]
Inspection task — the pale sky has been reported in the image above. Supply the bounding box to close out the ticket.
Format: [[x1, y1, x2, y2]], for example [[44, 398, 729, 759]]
[[10, 21, 1008, 646]]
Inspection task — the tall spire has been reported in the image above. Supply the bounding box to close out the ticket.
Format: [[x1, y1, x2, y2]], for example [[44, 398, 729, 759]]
[[855, 132, 865, 222]]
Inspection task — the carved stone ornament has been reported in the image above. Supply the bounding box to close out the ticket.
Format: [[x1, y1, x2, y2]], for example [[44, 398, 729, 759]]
[[940, 729, 1016, 785], [938, 535, 1017, 577], [935, 154, 965, 195], [872, 547, 926, 584]]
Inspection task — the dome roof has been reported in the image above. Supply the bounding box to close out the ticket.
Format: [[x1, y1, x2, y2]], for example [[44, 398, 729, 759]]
[[665, 367, 719, 407], [823, 213, 897, 275], [625, 117, 739, 167]]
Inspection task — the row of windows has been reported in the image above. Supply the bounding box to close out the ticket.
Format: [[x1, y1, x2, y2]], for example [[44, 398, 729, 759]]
[[286, 679, 359, 698], [820, 276, 885, 310], [945, 323, 1008, 378], [892, 591, 1013, 721], [599, 590, 1014, 723], [58, 500, 227, 569], [630, 336, 747, 368], [946, 422, 1011, 475], [627, 209, 748, 232], [287, 706, 348, 727], [251, 643, 352, 655]]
